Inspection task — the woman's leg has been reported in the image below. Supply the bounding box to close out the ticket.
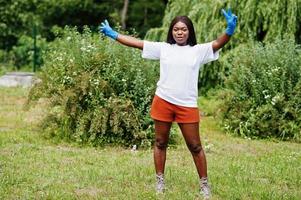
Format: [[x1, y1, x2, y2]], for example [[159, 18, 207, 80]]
[[154, 120, 172, 175], [178, 122, 210, 198], [177, 122, 207, 178]]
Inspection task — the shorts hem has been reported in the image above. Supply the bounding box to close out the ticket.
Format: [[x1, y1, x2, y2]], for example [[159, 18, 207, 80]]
[[151, 115, 200, 123], [151, 115, 173, 123], [175, 120, 200, 123]]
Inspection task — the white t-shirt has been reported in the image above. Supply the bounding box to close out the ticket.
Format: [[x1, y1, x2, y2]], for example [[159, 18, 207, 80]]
[[142, 41, 219, 107]]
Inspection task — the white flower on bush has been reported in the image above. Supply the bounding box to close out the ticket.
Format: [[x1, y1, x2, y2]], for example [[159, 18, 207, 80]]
[[224, 124, 230, 131], [66, 36, 71, 41], [80, 47, 88, 52], [262, 90, 271, 99], [93, 79, 100, 85], [80, 44, 96, 53], [87, 44, 95, 50], [90, 78, 100, 86], [244, 136, 251, 140], [62, 75, 72, 84], [271, 94, 282, 105], [271, 67, 279, 72]]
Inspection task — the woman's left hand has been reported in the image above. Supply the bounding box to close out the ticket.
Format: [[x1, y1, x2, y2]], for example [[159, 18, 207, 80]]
[[222, 9, 237, 36]]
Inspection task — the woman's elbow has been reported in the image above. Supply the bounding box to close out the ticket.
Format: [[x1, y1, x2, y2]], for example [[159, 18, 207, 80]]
[[212, 41, 220, 52]]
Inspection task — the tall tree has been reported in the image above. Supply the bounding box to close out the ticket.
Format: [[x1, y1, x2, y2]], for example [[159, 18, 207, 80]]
[[121, 0, 129, 29]]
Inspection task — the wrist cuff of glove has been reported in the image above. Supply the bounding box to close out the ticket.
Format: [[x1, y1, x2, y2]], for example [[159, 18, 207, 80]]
[[225, 27, 235, 36], [111, 31, 118, 40]]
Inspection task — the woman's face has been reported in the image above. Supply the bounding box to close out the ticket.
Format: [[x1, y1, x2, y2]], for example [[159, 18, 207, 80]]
[[172, 21, 189, 46]]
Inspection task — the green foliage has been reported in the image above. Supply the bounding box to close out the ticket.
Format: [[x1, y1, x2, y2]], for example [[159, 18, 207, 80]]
[[9, 35, 47, 70], [0, 0, 41, 50], [1, 0, 166, 71], [127, 0, 166, 37], [145, 0, 301, 91], [146, 0, 301, 44], [0, 49, 13, 75], [27, 27, 165, 147], [0, 0, 166, 50], [0, 0, 118, 50], [219, 39, 301, 142], [0, 65, 5, 76], [37, 0, 123, 40]]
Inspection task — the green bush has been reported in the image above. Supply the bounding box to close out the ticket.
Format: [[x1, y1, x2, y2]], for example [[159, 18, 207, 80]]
[[28, 27, 172, 147], [0, 50, 7, 75], [219, 39, 301, 142], [10, 35, 47, 70]]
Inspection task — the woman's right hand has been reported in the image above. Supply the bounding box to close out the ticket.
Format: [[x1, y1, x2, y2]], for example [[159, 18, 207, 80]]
[[100, 19, 143, 50], [99, 20, 118, 40]]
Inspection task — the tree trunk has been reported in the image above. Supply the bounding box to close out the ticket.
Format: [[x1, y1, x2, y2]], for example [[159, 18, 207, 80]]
[[144, 6, 148, 25], [121, 0, 129, 30]]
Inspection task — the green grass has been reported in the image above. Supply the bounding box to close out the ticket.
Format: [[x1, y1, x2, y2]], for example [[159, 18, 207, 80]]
[[0, 87, 300, 199]]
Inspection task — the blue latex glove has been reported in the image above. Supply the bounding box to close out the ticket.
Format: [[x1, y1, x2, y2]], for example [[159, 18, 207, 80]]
[[99, 20, 118, 40], [222, 9, 237, 36]]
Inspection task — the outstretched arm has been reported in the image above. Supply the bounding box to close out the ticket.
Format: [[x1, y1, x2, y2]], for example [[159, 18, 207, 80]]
[[212, 9, 237, 52], [100, 20, 143, 50], [116, 34, 144, 50]]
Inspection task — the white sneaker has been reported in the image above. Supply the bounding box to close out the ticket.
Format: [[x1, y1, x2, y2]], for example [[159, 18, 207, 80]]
[[200, 177, 211, 199], [156, 174, 165, 193]]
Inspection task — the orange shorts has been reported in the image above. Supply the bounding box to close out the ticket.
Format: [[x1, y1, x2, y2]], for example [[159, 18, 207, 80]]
[[150, 95, 200, 123]]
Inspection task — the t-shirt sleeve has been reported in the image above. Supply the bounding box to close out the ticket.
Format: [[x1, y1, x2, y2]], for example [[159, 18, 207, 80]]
[[197, 42, 219, 64], [142, 41, 163, 60]]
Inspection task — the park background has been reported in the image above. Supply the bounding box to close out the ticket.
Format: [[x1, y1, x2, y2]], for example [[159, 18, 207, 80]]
[[0, 0, 300, 199]]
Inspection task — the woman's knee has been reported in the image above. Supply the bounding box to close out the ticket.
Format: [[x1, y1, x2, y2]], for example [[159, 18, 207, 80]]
[[187, 143, 203, 154], [155, 138, 168, 150]]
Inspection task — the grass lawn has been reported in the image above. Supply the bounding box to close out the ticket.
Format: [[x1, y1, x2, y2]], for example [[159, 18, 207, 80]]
[[0, 87, 300, 199]]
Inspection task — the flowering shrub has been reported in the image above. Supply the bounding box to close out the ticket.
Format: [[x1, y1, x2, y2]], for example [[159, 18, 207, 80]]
[[27, 27, 170, 147], [219, 39, 301, 142]]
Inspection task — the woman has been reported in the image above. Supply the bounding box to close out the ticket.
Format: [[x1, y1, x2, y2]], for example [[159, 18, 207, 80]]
[[100, 9, 237, 199]]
